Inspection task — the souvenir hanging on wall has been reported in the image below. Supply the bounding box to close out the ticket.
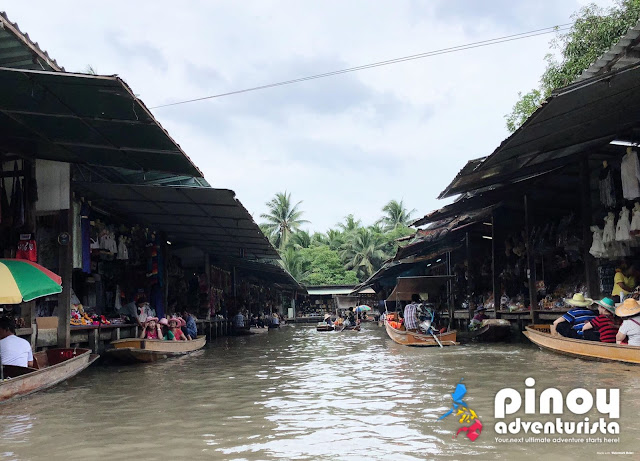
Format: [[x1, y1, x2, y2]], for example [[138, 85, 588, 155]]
[[621, 147, 640, 200], [599, 161, 617, 208]]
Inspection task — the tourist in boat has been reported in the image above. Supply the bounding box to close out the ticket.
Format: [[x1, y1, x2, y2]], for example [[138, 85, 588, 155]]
[[324, 313, 333, 325], [159, 318, 172, 340], [183, 311, 198, 339], [232, 310, 245, 329], [139, 317, 162, 340], [470, 306, 488, 329], [581, 297, 618, 343], [178, 317, 193, 340], [345, 307, 356, 327], [551, 293, 595, 339], [269, 312, 280, 329], [403, 295, 420, 332], [169, 318, 188, 341], [615, 298, 640, 346], [611, 262, 639, 302], [0, 316, 34, 368]]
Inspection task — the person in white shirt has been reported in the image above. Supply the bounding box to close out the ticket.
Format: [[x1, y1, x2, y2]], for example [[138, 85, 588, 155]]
[[0, 317, 34, 368]]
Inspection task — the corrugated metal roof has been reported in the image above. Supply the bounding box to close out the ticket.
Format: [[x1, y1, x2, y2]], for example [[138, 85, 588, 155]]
[[0, 66, 202, 177], [306, 286, 356, 296], [577, 18, 640, 82], [0, 12, 63, 71], [72, 182, 280, 260]]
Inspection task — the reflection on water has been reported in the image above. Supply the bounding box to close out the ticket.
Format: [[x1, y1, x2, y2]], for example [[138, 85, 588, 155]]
[[1, 325, 639, 460]]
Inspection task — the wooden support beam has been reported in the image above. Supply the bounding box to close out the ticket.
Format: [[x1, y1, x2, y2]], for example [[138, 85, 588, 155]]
[[524, 194, 537, 325], [57, 207, 72, 348], [580, 156, 598, 298]]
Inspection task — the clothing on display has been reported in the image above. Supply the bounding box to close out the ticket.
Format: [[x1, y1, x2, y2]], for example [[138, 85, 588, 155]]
[[621, 149, 640, 200], [72, 200, 82, 269], [615, 207, 632, 242], [631, 203, 640, 235], [589, 226, 605, 258], [599, 164, 617, 208], [602, 212, 616, 244], [117, 236, 129, 260]]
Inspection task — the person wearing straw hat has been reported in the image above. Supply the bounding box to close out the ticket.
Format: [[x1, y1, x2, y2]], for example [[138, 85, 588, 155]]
[[615, 298, 640, 346], [139, 317, 161, 339], [551, 293, 596, 338], [581, 298, 619, 343]]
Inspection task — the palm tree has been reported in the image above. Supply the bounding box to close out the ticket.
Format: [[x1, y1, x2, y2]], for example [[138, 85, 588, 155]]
[[325, 229, 344, 251], [260, 191, 309, 249], [289, 230, 312, 249], [340, 227, 388, 280], [378, 199, 417, 231], [279, 247, 309, 283], [337, 214, 361, 233]]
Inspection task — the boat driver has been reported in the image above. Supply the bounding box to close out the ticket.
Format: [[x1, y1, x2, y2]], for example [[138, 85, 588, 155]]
[[0, 316, 34, 368]]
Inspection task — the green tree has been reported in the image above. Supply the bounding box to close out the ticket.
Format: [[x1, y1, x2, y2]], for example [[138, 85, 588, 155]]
[[337, 214, 362, 233], [289, 230, 312, 249], [299, 246, 359, 285], [340, 227, 389, 281], [280, 247, 310, 282], [260, 191, 309, 249], [378, 199, 417, 231], [506, 0, 640, 132]]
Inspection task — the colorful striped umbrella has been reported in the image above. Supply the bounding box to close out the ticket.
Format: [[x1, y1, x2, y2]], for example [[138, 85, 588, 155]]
[[0, 259, 62, 304]]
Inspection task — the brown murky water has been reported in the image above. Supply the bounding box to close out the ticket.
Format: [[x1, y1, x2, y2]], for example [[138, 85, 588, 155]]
[[1, 324, 638, 460]]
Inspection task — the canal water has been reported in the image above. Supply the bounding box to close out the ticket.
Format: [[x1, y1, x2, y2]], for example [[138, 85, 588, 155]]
[[1, 324, 638, 460]]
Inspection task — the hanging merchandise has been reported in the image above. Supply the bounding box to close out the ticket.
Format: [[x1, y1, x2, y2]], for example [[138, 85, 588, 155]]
[[11, 162, 25, 228], [72, 200, 82, 269], [621, 148, 640, 200], [599, 161, 617, 208], [16, 235, 37, 262], [602, 212, 616, 244], [615, 207, 632, 242], [630, 202, 640, 237], [589, 226, 606, 258], [117, 235, 129, 260]]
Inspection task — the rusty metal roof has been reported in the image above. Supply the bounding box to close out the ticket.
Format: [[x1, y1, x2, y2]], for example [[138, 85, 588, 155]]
[[0, 12, 63, 71], [577, 18, 640, 82]]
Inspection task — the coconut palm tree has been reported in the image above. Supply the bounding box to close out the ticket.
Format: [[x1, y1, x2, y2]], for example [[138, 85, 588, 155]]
[[337, 214, 361, 233], [340, 227, 388, 280], [325, 229, 344, 251], [289, 230, 312, 249], [260, 191, 309, 249], [279, 247, 309, 282], [378, 199, 417, 231]]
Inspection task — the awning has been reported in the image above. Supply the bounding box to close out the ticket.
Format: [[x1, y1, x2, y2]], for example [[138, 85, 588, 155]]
[[0, 67, 202, 177], [0, 12, 63, 71], [386, 276, 454, 302], [439, 63, 640, 198], [73, 182, 279, 260], [231, 258, 305, 291], [306, 286, 356, 296]]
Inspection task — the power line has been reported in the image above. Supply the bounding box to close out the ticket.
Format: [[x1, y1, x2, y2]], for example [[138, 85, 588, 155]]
[[151, 23, 571, 109]]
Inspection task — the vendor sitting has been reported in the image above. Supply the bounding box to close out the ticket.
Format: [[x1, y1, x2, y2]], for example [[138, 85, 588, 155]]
[[551, 293, 596, 339], [470, 306, 488, 328], [581, 297, 618, 343], [324, 313, 333, 325], [139, 317, 162, 340], [615, 298, 640, 346], [0, 317, 33, 368]]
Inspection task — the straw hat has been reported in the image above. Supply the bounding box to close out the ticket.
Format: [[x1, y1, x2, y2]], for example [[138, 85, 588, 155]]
[[159, 318, 169, 326], [615, 298, 640, 318], [564, 293, 593, 307], [594, 297, 616, 315], [324, 313, 331, 320]]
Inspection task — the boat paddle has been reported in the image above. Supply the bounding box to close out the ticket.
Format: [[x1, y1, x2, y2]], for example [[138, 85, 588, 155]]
[[420, 319, 443, 348]]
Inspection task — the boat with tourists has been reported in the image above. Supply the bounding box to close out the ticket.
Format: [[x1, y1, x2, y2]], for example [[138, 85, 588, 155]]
[[383, 276, 458, 347], [1, 348, 99, 402], [316, 323, 334, 331], [523, 325, 640, 365], [105, 336, 206, 364]]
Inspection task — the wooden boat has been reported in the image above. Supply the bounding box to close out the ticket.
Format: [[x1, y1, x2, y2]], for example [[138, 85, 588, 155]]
[[105, 336, 206, 364], [523, 325, 640, 365], [1, 348, 99, 402], [385, 321, 458, 346], [469, 319, 511, 342], [316, 323, 334, 331]]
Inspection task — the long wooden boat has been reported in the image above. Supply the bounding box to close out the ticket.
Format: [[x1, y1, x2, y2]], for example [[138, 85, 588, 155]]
[[385, 321, 458, 346], [523, 325, 640, 365], [105, 336, 206, 364], [469, 319, 511, 342], [316, 323, 334, 331], [1, 348, 99, 402]]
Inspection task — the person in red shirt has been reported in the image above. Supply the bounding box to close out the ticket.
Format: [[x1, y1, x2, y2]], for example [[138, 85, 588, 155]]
[[582, 297, 618, 343]]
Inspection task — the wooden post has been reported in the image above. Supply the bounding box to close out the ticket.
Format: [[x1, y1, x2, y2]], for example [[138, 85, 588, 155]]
[[57, 208, 72, 348], [524, 194, 537, 325], [447, 251, 453, 329], [466, 232, 474, 320], [492, 211, 501, 319], [580, 156, 598, 298]]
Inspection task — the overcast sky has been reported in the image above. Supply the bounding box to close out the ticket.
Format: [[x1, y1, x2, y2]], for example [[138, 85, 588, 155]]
[[4, 0, 614, 232]]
